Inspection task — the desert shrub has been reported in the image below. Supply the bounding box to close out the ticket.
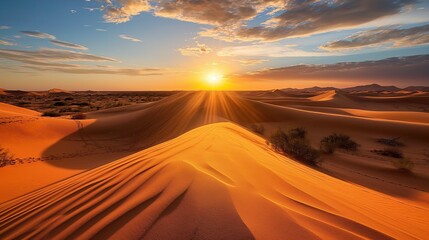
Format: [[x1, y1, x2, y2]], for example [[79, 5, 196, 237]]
[[269, 128, 320, 165], [53, 101, 66, 106], [250, 124, 265, 135], [42, 111, 61, 117], [320, 133, 358, 154], [371, 148, 403, 159], [71, 113, 86, 119], [391, 158, 414, 172], [0, 146, 14, 167], [288, 127, 307, 139], [376, 137, 404, 147]]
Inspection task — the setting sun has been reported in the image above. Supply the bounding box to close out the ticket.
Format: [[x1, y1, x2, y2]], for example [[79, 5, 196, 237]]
[[206, 72, 223, 87]]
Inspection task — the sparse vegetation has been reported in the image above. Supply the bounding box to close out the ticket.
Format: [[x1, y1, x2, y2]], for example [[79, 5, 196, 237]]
[[42, 111, 61, 117], [0, 146, 14, 167], [250, 124, 265, 135], [371, 148, 413, 171], [268, 128, 320, 165], [376, 137, 404, 147], [0, 91, 176, 117], [371, 148, 403, 159], [320, 133, 359, 154]]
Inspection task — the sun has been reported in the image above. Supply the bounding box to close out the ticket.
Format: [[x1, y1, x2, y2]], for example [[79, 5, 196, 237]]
[[206, 72, 223, 88]]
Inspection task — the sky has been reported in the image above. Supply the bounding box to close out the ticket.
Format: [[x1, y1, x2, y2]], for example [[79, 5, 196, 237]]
[[0, 0, 428, 90]]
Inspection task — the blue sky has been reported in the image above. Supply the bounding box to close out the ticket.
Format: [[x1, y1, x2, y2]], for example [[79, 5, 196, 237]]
[[0, 0, 428, 90]]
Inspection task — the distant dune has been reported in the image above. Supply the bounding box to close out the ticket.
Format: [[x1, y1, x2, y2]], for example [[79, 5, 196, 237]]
[[1, 123, 428, 239]]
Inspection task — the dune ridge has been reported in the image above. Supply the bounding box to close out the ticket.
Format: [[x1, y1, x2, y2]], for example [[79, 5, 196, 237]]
[[1, 123, 428, 239]]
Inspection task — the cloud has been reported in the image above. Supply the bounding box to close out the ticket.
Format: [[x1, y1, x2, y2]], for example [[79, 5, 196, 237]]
[[0, 26, 11, 30], [322, 24, 429, 50], [24, 65, 165, 76], [0, 48, 116, 67], [103, 0, 151, 23], [70, 9, 77, 14], [218, 44, 338, 57], [96, 28, 107, 31], [50, 40, 88, 50], [0, 40, 16, 46], [239, 55, 429, 83], [96, 0, 417, 42], [21, 31, 56, 39], [119, 34, 142, 42], [154, 0, 275, 26], [235, 59, 267, 66], [178, 43, 212, 56], [85, 7, 99, 12], [0, 47, 165, 76]]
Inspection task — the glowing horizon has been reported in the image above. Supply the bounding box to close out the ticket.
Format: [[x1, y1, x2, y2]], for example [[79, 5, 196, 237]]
[[0, 1, 428, 91]]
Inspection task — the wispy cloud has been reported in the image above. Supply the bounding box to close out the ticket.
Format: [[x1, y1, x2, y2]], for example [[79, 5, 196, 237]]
[[24, 65, 166, 76], [235, 59, 267, 66], [240, 55, 429, 84], [0, 48, 116, 66], [0, 40, 16, 46], [119, 34, 142, 42], [50, 40, 88, 50], [0, 26, 11, 30], [0, 47, 167, 76], [218, 44, 338, 58], [178, 43, 211, 56], [322, 24, 429, 50], [96, 28, 107, 32], [21, 31, 56, 39], [70, 9, 77, 14]]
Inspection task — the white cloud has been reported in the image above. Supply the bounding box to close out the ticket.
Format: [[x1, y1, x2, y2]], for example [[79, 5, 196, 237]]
[[119, 34, 142, 42], [0, 26, 11, 30], [178, 43, 211, 56]]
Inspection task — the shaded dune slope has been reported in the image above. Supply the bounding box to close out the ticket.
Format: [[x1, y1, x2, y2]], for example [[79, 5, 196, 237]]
[[1, 123, 428, 239]]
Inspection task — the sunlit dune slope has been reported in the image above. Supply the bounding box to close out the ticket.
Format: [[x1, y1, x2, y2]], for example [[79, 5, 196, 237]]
[[0, 102, 40, 117], [1, 123, 427, 240]]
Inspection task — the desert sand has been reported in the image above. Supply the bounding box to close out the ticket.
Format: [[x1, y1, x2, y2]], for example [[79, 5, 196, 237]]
[[1, 91, 428, 239]]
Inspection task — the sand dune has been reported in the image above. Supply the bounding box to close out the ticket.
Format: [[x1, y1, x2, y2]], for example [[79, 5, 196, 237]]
[[1, 122, 428, 239], [0, 102, 40, 117]]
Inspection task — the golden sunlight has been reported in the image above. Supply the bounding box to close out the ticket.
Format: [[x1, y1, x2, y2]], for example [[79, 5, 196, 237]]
[[205, 72, 223, 88]]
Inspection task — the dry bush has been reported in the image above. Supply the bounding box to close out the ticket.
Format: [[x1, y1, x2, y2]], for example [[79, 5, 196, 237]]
[[377, 137, 404, 147], [269, 128, 320, 165], [0, 146, 14, 167], [320, 133, 359, 154], [371, 148, 403, 159]]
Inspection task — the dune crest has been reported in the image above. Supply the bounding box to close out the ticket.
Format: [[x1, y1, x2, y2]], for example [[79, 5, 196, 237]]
[[0, 123, 428, 240]]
